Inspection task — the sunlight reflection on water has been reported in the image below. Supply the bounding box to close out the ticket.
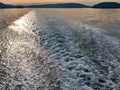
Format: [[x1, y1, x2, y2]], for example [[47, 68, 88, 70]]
[[0, 9, 120, 90]]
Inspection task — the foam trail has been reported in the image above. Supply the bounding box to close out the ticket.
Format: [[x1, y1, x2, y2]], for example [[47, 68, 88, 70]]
[[0, 10, 120, 90], [0, 10, 61, 90]]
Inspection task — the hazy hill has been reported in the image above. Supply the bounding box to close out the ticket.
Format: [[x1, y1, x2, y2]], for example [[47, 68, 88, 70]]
[[26, 3, 90, 8], [1, 2, 120, 9], [92, 2, 120, 8], [0, 2, 24, 8], [0, 2, 90, 9], [0, 2, 13, 8]]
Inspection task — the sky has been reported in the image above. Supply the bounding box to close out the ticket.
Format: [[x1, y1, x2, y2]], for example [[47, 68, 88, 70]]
[[0, 0, 120, 5]]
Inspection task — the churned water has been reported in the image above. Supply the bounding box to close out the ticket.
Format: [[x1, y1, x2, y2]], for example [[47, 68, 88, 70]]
[[0, 9, 120, 90]]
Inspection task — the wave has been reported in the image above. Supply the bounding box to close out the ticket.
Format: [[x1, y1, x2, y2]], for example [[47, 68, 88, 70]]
[[0, 10, 120, 90]]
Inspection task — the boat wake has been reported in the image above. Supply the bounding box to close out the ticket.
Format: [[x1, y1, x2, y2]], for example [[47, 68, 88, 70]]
[[0, 10, 120, 90]]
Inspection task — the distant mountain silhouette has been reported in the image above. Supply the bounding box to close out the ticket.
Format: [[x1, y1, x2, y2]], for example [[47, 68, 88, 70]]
[[0, 2, 13, 8], [0, 2, 24, 8], [26, 3, 90, 8], [0, 2, 90, 9], [92, 2, 120, 8]]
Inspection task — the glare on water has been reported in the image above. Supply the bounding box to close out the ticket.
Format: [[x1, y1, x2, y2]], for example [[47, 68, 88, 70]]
[[0, 8, 120, 90]]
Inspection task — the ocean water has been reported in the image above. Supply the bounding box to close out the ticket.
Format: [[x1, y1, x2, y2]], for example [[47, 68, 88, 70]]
[[0, 9, 30, 29], [0, 8, 120, 90]]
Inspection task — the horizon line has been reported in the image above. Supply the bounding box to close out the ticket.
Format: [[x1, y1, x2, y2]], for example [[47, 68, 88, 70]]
[[0, 2, 91, 5], [1, 1, 120, 6]]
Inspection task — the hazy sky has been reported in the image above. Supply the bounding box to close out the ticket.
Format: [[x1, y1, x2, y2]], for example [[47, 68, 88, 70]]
[[0, 0, 120, 5]]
